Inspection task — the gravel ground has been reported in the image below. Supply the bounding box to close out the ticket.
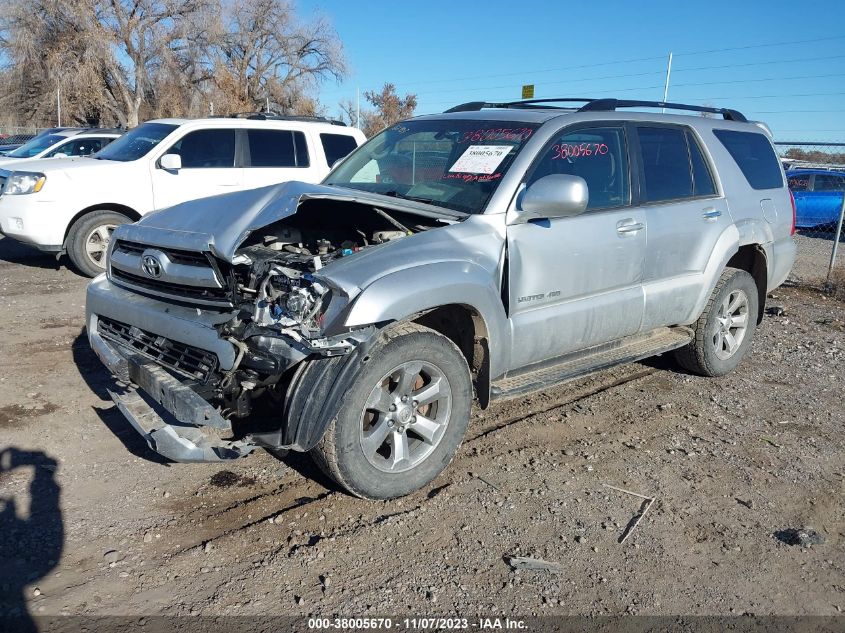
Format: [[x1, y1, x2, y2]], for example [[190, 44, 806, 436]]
[[1, 234, 843, 619]]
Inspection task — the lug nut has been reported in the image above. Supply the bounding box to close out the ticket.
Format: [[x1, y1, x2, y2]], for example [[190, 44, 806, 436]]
[[401, 395, 408, 402], [389, 404, 397, 411], [410, 416, 416, 423], [412, 400, 418, 407]]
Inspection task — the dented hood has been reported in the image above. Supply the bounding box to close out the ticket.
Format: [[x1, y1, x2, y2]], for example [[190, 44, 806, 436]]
[[115, 181, 465, 261]]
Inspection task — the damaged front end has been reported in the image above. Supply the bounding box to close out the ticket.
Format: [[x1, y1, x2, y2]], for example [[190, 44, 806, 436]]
[[88, 182, 457, 462]]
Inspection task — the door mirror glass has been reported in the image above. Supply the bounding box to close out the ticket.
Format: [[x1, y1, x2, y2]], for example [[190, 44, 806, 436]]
[[512, 174, 589, 223], [160, 153, 182, 171]]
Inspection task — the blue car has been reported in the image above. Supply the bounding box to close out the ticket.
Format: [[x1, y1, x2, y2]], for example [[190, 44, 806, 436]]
[[786, 168, 845, 229]]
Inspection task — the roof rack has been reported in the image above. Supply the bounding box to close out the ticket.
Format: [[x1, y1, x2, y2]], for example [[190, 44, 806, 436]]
[[218, 111, 347, 126], [445, 98, 747, 122]]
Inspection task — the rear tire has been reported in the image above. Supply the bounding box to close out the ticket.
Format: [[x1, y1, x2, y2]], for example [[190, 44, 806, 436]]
[[675, 267, 759, 377], [311, 322, 472, 500], [67, 210, 131, 277]]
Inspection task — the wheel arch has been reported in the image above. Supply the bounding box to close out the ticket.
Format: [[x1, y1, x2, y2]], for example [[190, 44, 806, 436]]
[[408, 303, 493, 409], [63, 203, 141, 247], [341, 260, 511, 388], [725, 244, 768, 323]]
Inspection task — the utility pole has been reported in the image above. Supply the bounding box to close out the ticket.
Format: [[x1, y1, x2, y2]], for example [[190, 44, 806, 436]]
[[356, 87, 360, 129], [661, 52, 673, 113], [57, 86, 62, 126]]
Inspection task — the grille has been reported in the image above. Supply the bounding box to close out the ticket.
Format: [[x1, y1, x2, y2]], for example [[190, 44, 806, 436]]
[[109, 240, 232, 306], [114, 240, 211, 267], [110, 268, 231, 303], [98, 316, 219, 382]]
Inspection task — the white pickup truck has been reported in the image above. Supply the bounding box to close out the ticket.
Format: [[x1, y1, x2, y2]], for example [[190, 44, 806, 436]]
[[0, 114, 365, 276]]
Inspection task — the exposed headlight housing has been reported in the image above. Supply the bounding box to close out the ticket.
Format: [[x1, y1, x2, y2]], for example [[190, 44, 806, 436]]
[[5, 172, 46, 195]]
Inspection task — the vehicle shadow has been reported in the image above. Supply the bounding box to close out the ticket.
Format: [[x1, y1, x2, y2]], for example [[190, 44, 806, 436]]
[[0, 447, 64, 633], [70, 329, 170, 465], [0, 235, 69, 273]]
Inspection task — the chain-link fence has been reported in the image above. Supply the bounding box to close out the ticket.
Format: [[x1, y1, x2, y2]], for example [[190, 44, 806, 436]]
[[775, 141, 845, 292], [0, 126, 49, 147]]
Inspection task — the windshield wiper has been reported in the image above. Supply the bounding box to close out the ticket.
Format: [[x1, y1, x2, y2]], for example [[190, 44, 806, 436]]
[[382, 190, 439, 205]]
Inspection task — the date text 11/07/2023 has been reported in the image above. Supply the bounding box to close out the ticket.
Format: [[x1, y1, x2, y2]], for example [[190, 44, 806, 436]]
[[307, 617, 528, 630]]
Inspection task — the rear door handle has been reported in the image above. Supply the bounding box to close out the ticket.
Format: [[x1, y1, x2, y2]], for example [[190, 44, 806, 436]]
[[616, 219, 645, 235], [702, 208, 722, 220]]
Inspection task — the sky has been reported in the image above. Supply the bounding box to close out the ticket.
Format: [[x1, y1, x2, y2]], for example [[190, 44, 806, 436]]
[[300, 0, 845, 142]]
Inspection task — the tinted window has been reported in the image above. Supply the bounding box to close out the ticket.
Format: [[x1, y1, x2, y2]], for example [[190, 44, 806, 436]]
[[813, 174, 845, 191], [168, 129, 235, 168], [45, 137, 108, 158], [321, 133, 358, 166], [527, 127, 630, 210], [95, 122, 177, 162], [713, 129, 783, 190], [247, 129, 309, 167], [6, 134, 65, 158], [687, 132, 717, 196], [787, 174, 811, 191], [638, 127, 693, 202]]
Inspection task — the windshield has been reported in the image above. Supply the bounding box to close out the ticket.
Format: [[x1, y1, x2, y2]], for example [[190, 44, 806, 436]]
[[94, 122, 177, 162], [324, 119, 540, 214], [6, 134, 65, 158]]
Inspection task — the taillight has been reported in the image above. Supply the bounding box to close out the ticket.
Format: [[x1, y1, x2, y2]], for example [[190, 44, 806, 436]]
[[789, 190, 797, 235]]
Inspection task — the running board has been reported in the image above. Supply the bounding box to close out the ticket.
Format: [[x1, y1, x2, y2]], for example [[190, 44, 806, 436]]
[[491, 327, 692, 401]]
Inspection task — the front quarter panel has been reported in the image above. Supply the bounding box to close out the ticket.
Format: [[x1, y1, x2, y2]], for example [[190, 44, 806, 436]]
[[343, 260, 511, 378]]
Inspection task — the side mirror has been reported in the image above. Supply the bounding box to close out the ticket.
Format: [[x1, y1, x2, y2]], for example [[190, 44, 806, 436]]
[[160, 153, 182, 171], [511, 174, 589, 224]]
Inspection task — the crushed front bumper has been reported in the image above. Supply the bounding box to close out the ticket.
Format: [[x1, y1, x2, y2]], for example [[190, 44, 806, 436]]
[[90, 324, 255, 463]]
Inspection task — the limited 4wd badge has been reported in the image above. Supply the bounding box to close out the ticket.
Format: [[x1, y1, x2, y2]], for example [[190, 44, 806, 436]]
[[449, 145, 512, 174]]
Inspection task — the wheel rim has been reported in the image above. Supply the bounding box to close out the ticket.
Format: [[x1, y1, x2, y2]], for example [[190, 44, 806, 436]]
[[84, 223, 117, 269], [359, 360, 452, 473], [712, 288, 750, 360]]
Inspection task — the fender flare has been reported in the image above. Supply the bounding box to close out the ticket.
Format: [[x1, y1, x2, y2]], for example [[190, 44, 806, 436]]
[[342, 260, 511, 378]]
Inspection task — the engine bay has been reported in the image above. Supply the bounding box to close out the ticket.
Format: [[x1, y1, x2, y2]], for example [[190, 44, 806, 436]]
[[228, 199, 444, 335]]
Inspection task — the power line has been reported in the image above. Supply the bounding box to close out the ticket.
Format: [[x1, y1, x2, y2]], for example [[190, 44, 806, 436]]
[[320, 34, 845, 96], [420, 74, 845, 108]]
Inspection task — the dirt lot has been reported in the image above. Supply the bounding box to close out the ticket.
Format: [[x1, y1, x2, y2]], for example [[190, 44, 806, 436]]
[[1, 233, 843, 620]]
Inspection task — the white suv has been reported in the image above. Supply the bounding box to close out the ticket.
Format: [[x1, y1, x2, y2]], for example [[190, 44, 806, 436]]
[[0, 128, 122, 166], [0, 115, 365, 276]]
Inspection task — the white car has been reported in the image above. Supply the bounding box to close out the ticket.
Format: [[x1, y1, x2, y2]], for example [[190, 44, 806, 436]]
[[0, 115, 365, 276], [0, 128, 122, 166]]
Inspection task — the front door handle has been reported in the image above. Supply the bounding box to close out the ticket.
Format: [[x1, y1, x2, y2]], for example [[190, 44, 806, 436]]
[[702, 208, 722, 220], [616, 219, 645, 235]]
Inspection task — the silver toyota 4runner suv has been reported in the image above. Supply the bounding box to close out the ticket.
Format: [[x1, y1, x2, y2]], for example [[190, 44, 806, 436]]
[[86, 98, 796, 499]]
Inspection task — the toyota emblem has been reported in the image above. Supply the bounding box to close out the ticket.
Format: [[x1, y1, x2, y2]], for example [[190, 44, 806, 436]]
[[141, 254, 162, 278]]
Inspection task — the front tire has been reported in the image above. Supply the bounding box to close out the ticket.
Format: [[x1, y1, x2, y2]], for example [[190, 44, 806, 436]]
[[675, 267, 759, 377], [67, 210, 131, 277], [311, 323, 472, 499]]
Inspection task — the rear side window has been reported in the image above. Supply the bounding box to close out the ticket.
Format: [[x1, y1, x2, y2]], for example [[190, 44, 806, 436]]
[[247, 130, 309, 168], [170, 129, 236, 168], [686, 132, 717, 197], [787, 174, 811, 191], [321, 133, 359, 166], [637, 127, 693, 202], [813, 174, 845, 191], [713, 129, 783, 190]]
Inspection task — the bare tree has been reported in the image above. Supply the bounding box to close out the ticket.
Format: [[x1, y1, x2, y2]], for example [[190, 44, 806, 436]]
[[208, 0, 345, 114], [0, 0, 342, 126]]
